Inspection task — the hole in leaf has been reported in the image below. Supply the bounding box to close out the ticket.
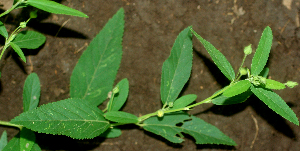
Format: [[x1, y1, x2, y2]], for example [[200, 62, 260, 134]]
[[176, 122, 183, 127]]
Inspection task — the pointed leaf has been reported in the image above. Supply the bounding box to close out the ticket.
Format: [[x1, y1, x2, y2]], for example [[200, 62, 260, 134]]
[[11, 98, 110, 139], [250, 85, 299, 125], [12, 31, 46, 49], [23, 73, 40, 112], [99, 128, 122, 138], [27, 0, 88, 18], [212, 89, 252, 105], [182, 116, 236, 145], [251, 26, 273, 76], [70, 8, 124, 106], [161, 27, 193, 104], [172, 94, 197, 109], [0, 21, 8, 38], [10, 42, 26, 63], [30, 143, 42, 151], [265, 79, 286, 90], [259, 67, 269, 78], [107, 78, 129, 111], [223, 80, 251, 97], [20, 128, 35, 151], [191, 28, 235, 81], [104, 111, 138, 124], [0, 131, 7, 151], [3, 133, 20, 151]]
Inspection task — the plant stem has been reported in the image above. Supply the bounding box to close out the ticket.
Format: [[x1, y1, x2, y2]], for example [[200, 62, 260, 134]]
[[0, 0, 24, 18], [0, 120, 22, 129], [235, 54, 247, 81]]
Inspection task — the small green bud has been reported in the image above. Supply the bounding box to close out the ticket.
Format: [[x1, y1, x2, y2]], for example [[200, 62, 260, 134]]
[[20, 22, 26, 28], [157, 109, 164, 117], [285, 81, 298, 88], [168, 102, 173, 108], [30, 10, 38, 19], [239, 68, 248, 75], [244, 44, 252, 55], [259, 77, 266, 85], [112, 86, 119, 94]]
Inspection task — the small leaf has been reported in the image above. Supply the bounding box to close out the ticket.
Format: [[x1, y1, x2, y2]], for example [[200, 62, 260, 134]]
[[99, 128, 122, 138], [259, 67, 269, 78], [190, 28, 235, 81], [12, 31, 46, 49], [30, 143, 42, 151], [2, 133, 20, 151], [104, 111, 138, 124], [250, 85, 299, 125], [0, 21, 8, 38], [265, 79, 286, 90], [107, 78, 129, 111], [251, 26, 273, 76], [0, 131, 7, 151], [212, 89, 252, 105], [11, 98, 110, 139], [23, 73, 41, 112], [26, 0, 88, 18], [10, 42, 26, 63], [172, 94, 197, 109], [223, 80, 251, 97], [70, 8, 124, 106], [161, 27, 193, 104], [20, 128, 35, 151]]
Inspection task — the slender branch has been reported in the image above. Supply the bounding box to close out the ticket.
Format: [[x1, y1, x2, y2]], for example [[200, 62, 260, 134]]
[[0, 0, 24, 18]]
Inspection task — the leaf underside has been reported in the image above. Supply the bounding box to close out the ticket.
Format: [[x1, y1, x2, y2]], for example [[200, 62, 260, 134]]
[[13, 31, 46, 49], [23, 73, 41, 112]]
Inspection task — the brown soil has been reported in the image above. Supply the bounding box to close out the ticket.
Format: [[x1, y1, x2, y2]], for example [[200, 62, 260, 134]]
[[1, 0, 300, 151]]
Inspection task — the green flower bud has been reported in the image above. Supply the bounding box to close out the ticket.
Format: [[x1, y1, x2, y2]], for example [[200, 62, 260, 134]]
[[30, 10, 38, 19], [157, 109, 164, 117], [112, 86, 119, 94], [168, 102, 173, 108], [285, 81, 298, 88], [259, 77, 266, 85], [244, 44, 252, 55], [239, 68, 248, 75], [20, 22, 26, 28]]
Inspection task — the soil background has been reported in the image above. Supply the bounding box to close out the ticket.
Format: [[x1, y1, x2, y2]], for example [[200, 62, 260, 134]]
[[1, 0, 300, 151]]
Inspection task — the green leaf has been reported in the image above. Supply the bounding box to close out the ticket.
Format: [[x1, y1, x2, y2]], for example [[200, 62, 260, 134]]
[[250, 85, 299, 125], [223, 80, 251, 97], [2, 134, 20, 151], [172, 94, 197, 109], [70, 8, 124, 106], [99, 128, 122, 138], [11, 98, 110, 139], [190, 28, 235, 81], [161, 27, 193, 104], [20, 128, 35, 151], [26, 0, 88, 18], [0, 131, 7, 151], [23, 73, 41, 112], [212, 89, 252, 105], [107, 78, 129, 111], [13, 0, 29, 8], [10, 42, 26, 63], [259, 67, 269, 78], [12, 31, 46, 49], [104, 111, 138, 124], [30, 143, 42, 151], [265, 79, 286, 90], [0, 21, 8, 38], [251, 26, 273, 76], [143, 113, 236, 145]]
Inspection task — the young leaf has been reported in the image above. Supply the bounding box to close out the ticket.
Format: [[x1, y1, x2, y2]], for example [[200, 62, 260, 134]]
[[190, 28, 235, 81], [23, 73, 40, 112], [212, 89, 252, 105], [143, 113, 236, 145], [161, 27, 193, 105], [265, 79, 286, 90], [12, 31, 46, 49], [259, 67, 269, 78], [107, 78, 129, 111], [20, 128, 35, 151], [104, 111, 138, 124], [172, 94, 197, 109], [10, 42, 26, 63], [99, 128, 122, 138], [0, 21, 8, 38], [251, 26, 273, 76], [250, 85, 299, 125], [26, 0, 88, 18], [0, 131, 7, 151], [70, 8, 124, 106], [11, 98, 110, 139], [182, 116, 236, 145], [223, 80, 251, 97], [2, 134, 20, 151]]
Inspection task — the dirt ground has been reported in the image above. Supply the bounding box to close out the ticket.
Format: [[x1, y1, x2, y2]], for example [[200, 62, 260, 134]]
[[1, 0, 300, 150]]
